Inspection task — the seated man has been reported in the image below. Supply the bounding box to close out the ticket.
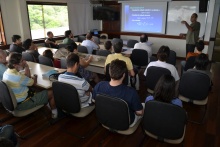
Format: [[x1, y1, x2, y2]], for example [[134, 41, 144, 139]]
[[3, 53, 58, 118], [81, 33, 100, 54], [23, 39, 40, 62], [58, 53, 93, 108], [9, 35, 25, 54], [92, 59, 143, 127], [0, 49, 7, 80], [134, 34, 152, 62], [63, 30, 76, 45], [96, 40, 112, 57], [45, 31, 59, 49]]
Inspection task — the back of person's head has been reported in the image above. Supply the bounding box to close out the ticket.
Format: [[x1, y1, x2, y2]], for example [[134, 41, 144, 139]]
[[109, 59, 127, 80], [154, 74, 175, 103], [157, 45, 170, 61], [64, 30, 72, 38], [140, 34, 148, 43], [66, 53, 79, 68], [11, 35, 21, 43], [22, 39, 32, 50], [86, 33, 92, 40], [195, 53, 209, 70], [0, 49, 7, 63], [193, 13, 198, 18], [47, 31, 52, 36], [196, 40, 204, 52], [113, 42, 123, 53], [43, 49, 54, 60], [104, 41, 112, 50], [0, 137, 14, 147], [67, 42, 78, 52], [8, 52, 22, 69]]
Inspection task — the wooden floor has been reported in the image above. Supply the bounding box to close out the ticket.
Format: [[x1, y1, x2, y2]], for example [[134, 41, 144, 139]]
[[1, 60, 220, 147]]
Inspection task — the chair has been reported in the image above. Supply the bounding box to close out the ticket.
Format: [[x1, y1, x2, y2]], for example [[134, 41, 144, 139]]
[[60, 58, 67, 69], [78, 35, 86, 42], [52, 82, 96, 138], [179, 70, 211, 124], [141, 101, 187, 145], [100, 33, 108, 39], [77, 45, 88, 53], [184, 56, 196, 71], [145, 66, 171, 94], [92, 36, 100, 44], [38, 55, 54, 67], [111, 38, 123, 45], [96, 50, 111, 57], [22, 52, 36, 62], [130, 49, 148, 69], [95, 94, 141, 137], [127, 39, 138, 48], [167, 50, 176, 66]]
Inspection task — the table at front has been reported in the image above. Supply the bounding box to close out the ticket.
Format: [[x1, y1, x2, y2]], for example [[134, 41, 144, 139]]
[[27, 62, 66, 89]]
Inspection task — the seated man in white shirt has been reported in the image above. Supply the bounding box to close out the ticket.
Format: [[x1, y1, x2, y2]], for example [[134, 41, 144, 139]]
[[134, 34, 152, 62], [81, 33, 100, 54], [58, 53, 93, 108]]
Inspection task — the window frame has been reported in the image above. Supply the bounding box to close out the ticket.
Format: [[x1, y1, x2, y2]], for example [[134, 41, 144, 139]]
[[0, 6, 6, 45]]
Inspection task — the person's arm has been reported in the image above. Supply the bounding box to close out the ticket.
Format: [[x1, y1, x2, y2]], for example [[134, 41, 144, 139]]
[[128, 69, 135, 77], [92, 38, 100, 49], [181, 21, 194, 32], [135, 109, 143, 116], [80, 55, 93, 68], [22, 60, 31, 78]]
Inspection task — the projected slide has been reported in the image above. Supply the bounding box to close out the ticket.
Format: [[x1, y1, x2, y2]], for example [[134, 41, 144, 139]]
[[121, 2, 167, 34]]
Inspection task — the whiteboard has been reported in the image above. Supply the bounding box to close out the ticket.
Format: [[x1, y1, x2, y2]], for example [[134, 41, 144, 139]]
[[166, 1, 207, 37]]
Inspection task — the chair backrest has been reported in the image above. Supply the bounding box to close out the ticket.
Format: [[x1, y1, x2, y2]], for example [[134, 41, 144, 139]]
[[100, 33, 108, 39], [111, 38, 123, 45], [77, 45, 88, 53], [184, 56, 196, 71], [127, 39, 138, 48], [105, 63, 128, 85], [0, 81, 17, 112], [60, 58, 67, 69], [78, 36, 86, 42], [179, 71, 211, 100], [96, 50, 111, 57], [143, 101, 187, 142], [167, 50, 176, 66], [145, 66, 171, 90], [95, 94, 130, 130], [131, 49, 148, 67], [92, 36, 100, 44], [38, 55, 54, 67], [22, 52, 35, 62], [52, 81, 81, 113]]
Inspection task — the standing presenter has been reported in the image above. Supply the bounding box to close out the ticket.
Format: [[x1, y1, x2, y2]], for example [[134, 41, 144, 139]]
[[180, 13, 200, 56]]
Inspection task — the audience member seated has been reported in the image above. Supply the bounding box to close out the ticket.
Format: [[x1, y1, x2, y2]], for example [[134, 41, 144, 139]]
[[9, 35, 25, 54], [0, 49, 7, 80], [96, 41, 112, 57], [58, 53, 93, 108], [45, 31, 59, 49], [63, 30, 77, 45], [92, 59, 143, 127], [145, 74, 182, 107], [81, 33, 100, 54], [134, 34, 152, 62], [0, 125, 17, 146], [43, 49, 60, 68], [3, 53, 58, 118], [23, 39, 40, 62]]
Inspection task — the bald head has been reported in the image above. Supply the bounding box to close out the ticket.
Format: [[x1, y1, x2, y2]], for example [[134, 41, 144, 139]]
[[0, 49, 7, 63]]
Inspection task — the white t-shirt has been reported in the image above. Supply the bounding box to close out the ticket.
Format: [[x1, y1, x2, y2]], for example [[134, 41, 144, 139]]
[[144, 60, 180, 81], [81, 40, 99, 54], [134, 42, 152, 62]]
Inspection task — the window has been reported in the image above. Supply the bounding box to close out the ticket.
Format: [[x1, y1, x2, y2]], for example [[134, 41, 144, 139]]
[[27, 3, 69, 39]]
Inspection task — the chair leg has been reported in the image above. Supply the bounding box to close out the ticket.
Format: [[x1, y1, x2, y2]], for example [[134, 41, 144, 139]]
[[188, 104, 207, 124]]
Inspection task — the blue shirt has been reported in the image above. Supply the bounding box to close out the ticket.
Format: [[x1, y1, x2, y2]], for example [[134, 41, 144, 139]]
[[92, 81, 143, 124], [0, 63, 7, 80], [145, 95, 182, 107]]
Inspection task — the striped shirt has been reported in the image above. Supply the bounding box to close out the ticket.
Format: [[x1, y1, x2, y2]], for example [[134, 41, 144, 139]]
[[3, 69, 34, 103], [58, 72, 91, 108]]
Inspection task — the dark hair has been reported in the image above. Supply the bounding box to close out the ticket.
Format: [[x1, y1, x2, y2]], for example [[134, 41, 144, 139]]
[[22, 39, 32, 50], [66, 53, 79, 68], [43, 49, 54, 61], [154, 74, 176, 103], [64, 30, 72, 38], [47, 31, 52, 36], [11, 35, 21, 42], [113, 42, 123, 53], [104, 41, 112, 50], [195, 53, 209, 70], [0, 137, 14, 147], [192, 13, 198, 18], [86, 33, 92, 40], [157, 46, 170, 61], [109, 59, 127, 80], [196, 40, 204, 52], [8, 52, 22, 69], [140, 34, 148, 43]]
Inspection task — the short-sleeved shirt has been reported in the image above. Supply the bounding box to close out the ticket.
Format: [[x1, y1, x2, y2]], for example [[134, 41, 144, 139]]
[[144, 60, 180, 81], [3, 69, 34, 103], [186, 21, 200, 45], [9, 44, 25, 54], [46, 38, 58, 48], [81, 40, 99, 54], [134, 42, 152, 62], [63, 38, 74, 45], [145, 95, 182, 107], [105, 53, 133, 71], [92, 81, 143, 124], [0, 63, 7, 80], [58, 72, 91, 108]]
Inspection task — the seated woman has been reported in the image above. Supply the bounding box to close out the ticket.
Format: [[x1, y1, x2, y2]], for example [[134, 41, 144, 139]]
[[145, 74, 182, 107], [43, 49, 60, 68], [23, 39, 40, 62]]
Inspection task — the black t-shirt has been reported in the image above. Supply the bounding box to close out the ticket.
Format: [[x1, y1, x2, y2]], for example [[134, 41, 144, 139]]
[[47, 38, 58, 49], [9, 44, 25, 54]]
